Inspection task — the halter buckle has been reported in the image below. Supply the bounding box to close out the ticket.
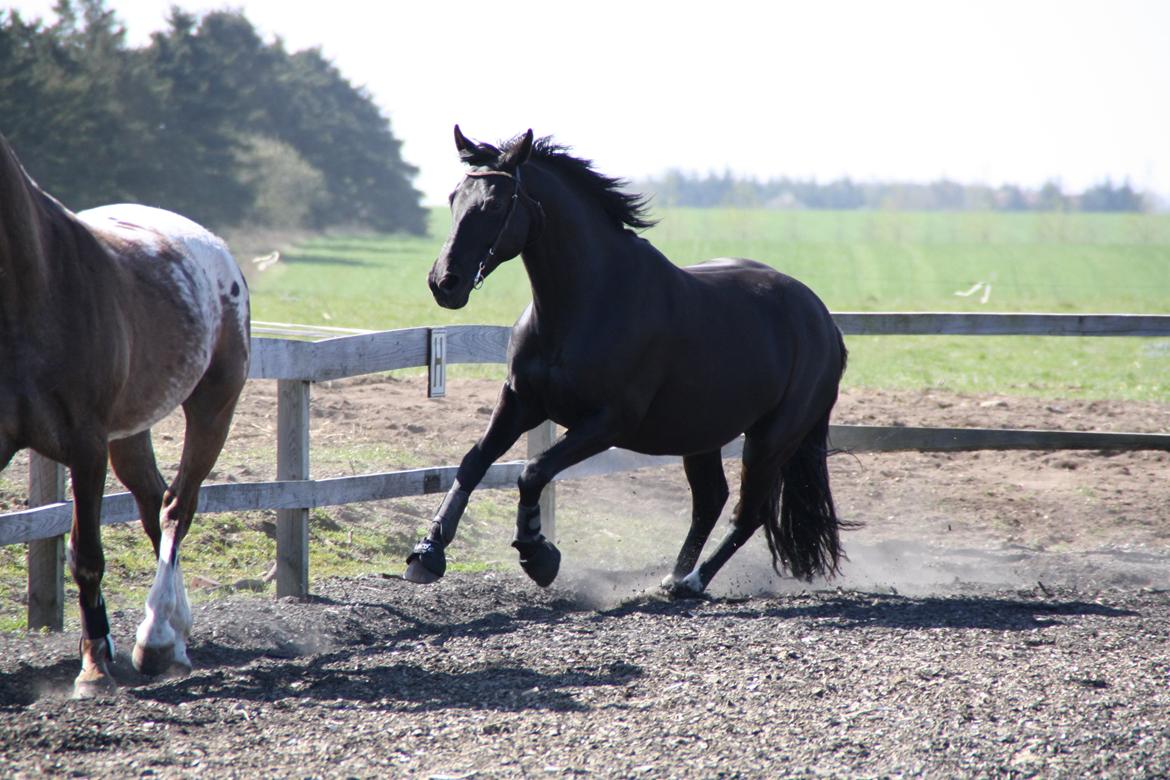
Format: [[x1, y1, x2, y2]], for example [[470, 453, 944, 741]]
[[464, 167, 535, 293]]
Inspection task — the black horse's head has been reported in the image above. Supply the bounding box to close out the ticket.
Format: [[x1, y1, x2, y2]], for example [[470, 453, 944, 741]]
[[428, 126, 538, 309]]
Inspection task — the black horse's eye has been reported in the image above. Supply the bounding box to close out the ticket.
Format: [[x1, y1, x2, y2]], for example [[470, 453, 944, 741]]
[[484, 199, 504, 213]]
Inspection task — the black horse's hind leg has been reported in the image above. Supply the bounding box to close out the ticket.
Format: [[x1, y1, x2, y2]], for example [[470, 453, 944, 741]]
[[662, 450, 728, 591], [66, 437, 117, 697], [405, 383, 542, 584], [675, 421, 800, 597]]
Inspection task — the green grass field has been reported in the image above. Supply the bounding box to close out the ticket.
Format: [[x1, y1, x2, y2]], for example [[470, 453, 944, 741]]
[[250, 208, 1170, 401]]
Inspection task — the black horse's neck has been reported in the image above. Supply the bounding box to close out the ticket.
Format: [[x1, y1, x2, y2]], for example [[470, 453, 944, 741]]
[[517, 161, 648, 331]]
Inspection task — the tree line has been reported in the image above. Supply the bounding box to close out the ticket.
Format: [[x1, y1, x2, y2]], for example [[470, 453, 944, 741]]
[[642, 170, 1149, 212], [0, 1, 426, 233]]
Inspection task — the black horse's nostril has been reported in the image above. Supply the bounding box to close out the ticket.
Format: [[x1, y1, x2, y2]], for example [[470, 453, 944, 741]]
[[437, 273, 461, 293]]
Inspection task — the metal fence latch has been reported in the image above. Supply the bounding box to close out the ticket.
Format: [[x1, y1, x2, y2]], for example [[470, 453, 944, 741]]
[[428, 328, 447, 398]]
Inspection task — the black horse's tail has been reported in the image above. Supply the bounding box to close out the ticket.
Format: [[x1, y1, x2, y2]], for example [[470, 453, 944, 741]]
[[761, 331, 850, 580], [758, 411, 847, 581]]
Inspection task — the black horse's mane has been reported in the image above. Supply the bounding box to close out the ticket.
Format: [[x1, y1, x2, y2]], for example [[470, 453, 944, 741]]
[[499, 135, 656, 231]]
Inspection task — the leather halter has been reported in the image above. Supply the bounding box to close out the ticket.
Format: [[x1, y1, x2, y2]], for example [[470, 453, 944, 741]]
[[463, 167, 543, 289]]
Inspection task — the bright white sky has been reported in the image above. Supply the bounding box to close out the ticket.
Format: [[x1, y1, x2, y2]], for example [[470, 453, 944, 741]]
[[8, 0, 1170, 204]]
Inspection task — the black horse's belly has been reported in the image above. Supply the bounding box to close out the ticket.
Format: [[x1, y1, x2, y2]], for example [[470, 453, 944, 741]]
[[620, 377, 781, 456]]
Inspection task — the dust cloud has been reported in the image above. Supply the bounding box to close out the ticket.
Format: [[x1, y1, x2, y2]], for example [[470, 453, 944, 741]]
[[551, 515, 1170, 610]]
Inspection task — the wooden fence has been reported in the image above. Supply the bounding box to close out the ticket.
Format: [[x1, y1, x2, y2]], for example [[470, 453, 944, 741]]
[[6, 313, 1170, 629]]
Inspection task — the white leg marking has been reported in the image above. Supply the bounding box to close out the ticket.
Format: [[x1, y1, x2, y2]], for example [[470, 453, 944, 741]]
[[169, 560, 193, 669], [681, 570, 705, 594], [136, 532, 177, 651]]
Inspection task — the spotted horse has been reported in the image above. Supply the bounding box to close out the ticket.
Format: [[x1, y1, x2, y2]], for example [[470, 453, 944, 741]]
[[0, 133, 250, 696]]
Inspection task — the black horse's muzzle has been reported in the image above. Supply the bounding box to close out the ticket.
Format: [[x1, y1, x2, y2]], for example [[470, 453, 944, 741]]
[[428, 266, 470, 309]]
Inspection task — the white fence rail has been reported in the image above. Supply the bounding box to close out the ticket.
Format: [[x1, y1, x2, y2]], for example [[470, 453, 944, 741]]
[[7, 312, 1170, 629]]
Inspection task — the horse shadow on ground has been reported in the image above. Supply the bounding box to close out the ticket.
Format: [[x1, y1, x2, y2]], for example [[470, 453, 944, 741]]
[[128, 593, 637, 713], [133, 653, 640, 714], [596, 589, 1140, 632], [0, 657, 83, 708], [133, 587, 1139, 709]]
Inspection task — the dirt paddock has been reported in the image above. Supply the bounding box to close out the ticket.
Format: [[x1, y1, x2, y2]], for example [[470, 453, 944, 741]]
[[1, 375, 1168, 777]]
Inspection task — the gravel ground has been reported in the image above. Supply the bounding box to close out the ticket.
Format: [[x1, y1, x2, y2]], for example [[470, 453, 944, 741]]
[[1, 571, 1168, 778], [2, 376, 1169, 777]]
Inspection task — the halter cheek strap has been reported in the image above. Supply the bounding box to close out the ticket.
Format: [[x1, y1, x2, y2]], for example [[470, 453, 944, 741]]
[[463, 167, 543, 289]]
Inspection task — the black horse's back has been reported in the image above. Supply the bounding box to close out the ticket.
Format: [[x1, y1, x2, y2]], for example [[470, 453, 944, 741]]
[[605, 255, 842, 453]]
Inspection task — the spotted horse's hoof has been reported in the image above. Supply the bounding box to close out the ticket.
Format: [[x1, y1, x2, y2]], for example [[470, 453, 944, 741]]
[[73, 636, 118, 699], [403, 537, 446, 584], [132, 641, 194, 678]]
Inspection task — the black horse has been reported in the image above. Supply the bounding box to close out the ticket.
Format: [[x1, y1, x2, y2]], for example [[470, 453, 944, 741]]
[[406, 127, 849, 596]]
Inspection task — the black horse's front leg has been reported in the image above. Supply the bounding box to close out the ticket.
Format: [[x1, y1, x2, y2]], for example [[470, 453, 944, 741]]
[[512, 411, 620, 587], [404, 483, 470, 584], [404, 383, 541, 584]]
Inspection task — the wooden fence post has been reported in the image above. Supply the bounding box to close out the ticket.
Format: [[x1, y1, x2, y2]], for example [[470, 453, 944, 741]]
[[27, 454, 66, 630], [276, 379, 310, 597], [527, 421, 557, 543]]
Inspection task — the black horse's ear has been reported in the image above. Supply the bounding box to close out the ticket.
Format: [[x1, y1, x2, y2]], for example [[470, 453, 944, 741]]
[[454, 125, 501, 166], [501, 129, 534, 171], [454, 124, 479, 161], [454, 125, 473, 155]]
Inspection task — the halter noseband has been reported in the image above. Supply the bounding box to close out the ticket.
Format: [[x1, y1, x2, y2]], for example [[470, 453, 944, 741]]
[[463, 167, 543, 289]]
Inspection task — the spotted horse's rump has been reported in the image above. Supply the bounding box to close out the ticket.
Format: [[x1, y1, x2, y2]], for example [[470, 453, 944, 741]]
[[0, 134, 250, 696]]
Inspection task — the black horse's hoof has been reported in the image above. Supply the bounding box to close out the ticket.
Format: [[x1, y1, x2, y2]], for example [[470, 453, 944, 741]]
[[662, 571, 709, 601], [513, 537, 561, 587], [403, 538, 446, 584]]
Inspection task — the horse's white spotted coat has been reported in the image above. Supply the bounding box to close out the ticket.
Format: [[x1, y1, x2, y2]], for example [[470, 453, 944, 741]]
[[77, 204, 249, 441]]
